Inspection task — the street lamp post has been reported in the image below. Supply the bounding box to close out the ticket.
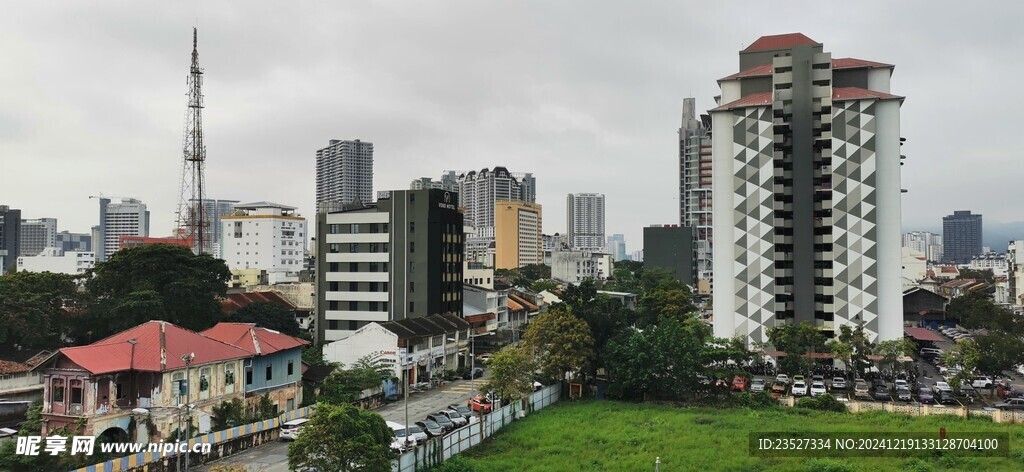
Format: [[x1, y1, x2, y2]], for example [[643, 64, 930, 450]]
[[181, 353, 195, 472]]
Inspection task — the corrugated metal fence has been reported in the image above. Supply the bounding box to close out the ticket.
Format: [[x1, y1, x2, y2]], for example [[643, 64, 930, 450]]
[[393, 383, 562, 472]]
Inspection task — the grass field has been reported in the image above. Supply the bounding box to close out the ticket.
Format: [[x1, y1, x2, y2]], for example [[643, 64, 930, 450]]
[[458, 401, 1024, 471]]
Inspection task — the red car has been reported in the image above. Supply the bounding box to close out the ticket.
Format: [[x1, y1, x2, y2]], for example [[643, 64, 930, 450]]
[[731, 376, 749, 392], [468, 395, 492, 414], [997, 383, 1019, 399]]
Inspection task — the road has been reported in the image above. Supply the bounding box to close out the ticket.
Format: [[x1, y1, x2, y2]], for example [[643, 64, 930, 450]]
[[197, 376, 487, 472]]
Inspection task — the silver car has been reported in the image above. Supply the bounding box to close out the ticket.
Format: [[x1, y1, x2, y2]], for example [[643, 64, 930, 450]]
[[750, 378, 767, 393], [441, 409, 468, 427]]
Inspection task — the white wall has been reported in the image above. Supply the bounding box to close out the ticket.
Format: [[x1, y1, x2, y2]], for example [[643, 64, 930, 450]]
[[17, 249, 95, 275], [323, 324, 402, 378]]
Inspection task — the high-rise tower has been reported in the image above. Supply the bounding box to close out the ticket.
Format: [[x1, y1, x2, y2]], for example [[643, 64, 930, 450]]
[[711, 33, 904, 343], [176, 28, 208, 254]]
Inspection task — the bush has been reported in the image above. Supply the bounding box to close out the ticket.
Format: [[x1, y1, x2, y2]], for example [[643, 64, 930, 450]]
[[904, 458, 934, 472], [735, 391, 779, 410], [796, 394, 847, 413]]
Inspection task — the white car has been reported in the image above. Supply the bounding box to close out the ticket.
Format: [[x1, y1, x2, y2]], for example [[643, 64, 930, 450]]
[[791, 382, 808, 396], [776, 374, 790, 385], [933, 381, 953, 394], [831, 377, 847, 389], [750, 378, 767, 393], [810, 381, 827, 397], [280, 418, 309, 441], [386, 421, 427, 447], [894, 379, 909, 390], [972, 377, 994, 389]]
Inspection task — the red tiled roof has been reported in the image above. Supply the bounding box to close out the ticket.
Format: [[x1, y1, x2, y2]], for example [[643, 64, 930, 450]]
[[221, 291, 296, 314], [201, 322, 308, 356], [720, 58, 893, 82], [710, 92, 773, 111], [507, 299, 524, 311], [0, 360, 31, 374], [464, 313, 496, 325], [832, 87, 903, 101], [509, 294, 538, 311], [832, 57, 893, 70], [904, 327, 945, 343], [743, 33, 818, 52], [719, 64, 773, 81], [58, 321, 252, 375]]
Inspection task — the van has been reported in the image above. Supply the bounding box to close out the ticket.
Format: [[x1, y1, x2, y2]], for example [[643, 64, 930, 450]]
[[920, 348, 942, 358]]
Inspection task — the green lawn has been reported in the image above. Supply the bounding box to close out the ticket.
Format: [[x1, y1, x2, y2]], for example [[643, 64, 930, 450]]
[[459, 401, 1024, 471]]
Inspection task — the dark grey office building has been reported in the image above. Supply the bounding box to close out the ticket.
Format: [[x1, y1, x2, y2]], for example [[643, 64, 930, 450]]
[[643, 225, 694, 286], [942, 210, 983, 264], [316, 188, 464, 342], [55, 231, 92, 253], [0, 205, 22, 273]]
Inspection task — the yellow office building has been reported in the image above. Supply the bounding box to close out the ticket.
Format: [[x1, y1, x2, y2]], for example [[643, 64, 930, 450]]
[[495, 200, 543, 270]]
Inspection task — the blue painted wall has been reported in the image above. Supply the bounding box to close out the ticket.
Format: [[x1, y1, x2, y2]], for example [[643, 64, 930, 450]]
[[245, 347, 303, 394]]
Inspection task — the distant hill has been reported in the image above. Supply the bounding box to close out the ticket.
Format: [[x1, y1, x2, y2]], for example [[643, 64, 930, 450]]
[[906, 220, 1024, 252]]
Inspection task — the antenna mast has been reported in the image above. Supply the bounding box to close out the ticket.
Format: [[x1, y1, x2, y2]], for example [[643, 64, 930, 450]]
[[176, 27, 208, 254]]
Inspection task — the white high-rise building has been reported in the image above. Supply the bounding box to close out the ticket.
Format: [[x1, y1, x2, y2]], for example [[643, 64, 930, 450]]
[[566, 193, 605, 251], [711, 34, 904, 344], [220, 202, 307, 284], [449, 167, 535, 266], [606, 234, 627, 261], [902, 231, 943, 263], [19, 218, 58, 257], [315, 139, 374, 209], [97, 198, 149, 262]]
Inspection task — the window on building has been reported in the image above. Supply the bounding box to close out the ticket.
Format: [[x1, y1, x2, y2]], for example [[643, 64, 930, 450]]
[[383, 302, 389, 311], [349, 281, 358, 291], [351, 224, 360, 234], [409, 194, 415, 203], [329, 262, 339, 272], [329, 300, 339, 310], [329, 282, 339, 291], [370, 243, 378, 252], [328, 224, 341, 234], [350, 243, 360, 253], [51, 378, 65, 403], [266, 365, 273, 381], [370, 223, 379, 233], [370, 282, 378, 292], [410, 281, 415, 293], [329, 243, 340, 253], [383, 223, 389, 233], [287, 361, 294, 376], [349, 320, 358, 330], [409, 222, 415, 233], [410, 242, 415, 253], [349, 262, 358, 272], [115, 382, 124, 400], [409, 262, 415, 273], [409, 302, 414, 313], [370, 301, 378, 311], [246, 366, 253, 385], [328, 320, 339, 330], [70, 380, 83, 405], [369, 262, 379, 272], [225, 364, 236, 385], [349, 301, 358, 311]]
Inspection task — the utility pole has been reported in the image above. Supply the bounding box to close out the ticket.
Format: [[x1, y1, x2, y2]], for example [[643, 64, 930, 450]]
[[182, 352, 195, 472], [176, 27, 208, 255]]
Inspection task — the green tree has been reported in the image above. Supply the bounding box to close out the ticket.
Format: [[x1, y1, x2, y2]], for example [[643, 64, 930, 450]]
[[947, 291, 1021, 333], [228, 301, 300, 336], [318, 356, 392, 405], [767, 321, 826, 376], [874, 338, 917, 372], [557, 278, 597, 310], [827, 324, 871, 378], [605, 316, 709, 401], [636, 286, 698, 327], [973, 332, 1024, 380], [303, 341, 327, 367], [82, 244, 230, 338], [940, 339, 981, 390], [521, 306, 595, 382], [572, 294, 630, 371], [481, 345, 536, 404], [0, 271, 83, 349], [287, 402, 394, 472], [529, 279, 558, 293]]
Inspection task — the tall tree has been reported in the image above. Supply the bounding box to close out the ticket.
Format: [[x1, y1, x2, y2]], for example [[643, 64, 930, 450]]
[[636, 287, 698, 327], [481, 345, 536, 404], [940, 340, 981, 390], [874, 338, 917, 372], [605, 316, 710, 401], [228, 301, 300, 336], [82, 244, 230, 338], [318, 356, 392, 405], [572, 294, 629, 370], [287, 402, 394, 472], [521, 306, 595, 382], [767, 321, 826, 376], [0, 271, 83, 349], [827, 324, 871, 378]]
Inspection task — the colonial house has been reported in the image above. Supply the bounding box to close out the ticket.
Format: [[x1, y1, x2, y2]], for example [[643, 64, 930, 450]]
[[200, 322, 308, 413], [37, 321, 250, 442], [0, 350, 51, 403]]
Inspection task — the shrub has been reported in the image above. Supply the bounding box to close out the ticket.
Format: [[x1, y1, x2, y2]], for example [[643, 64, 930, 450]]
[[735, 391, 779, 410], [430, 455, 477, 472], [796, 394, 847, 413], [904, 458, 934, 472]]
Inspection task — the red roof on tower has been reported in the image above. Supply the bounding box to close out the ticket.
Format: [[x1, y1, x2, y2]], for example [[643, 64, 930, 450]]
[[710, 92, 773, 111], [743, 33, 818, 52]]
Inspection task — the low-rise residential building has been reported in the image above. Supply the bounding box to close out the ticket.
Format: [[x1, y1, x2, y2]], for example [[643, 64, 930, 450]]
[[200, 323, 308, 413], [463, 263, 495, 290], [16, 248, 95, 275], [37, 321, 251, 440], [322, 314, 470, 385], [0, 350, 51, 403], [969, 252, 1008, 276], [221, 290, 314, 335], [464, 284, 508, 331], [902, 247, 927, 283]]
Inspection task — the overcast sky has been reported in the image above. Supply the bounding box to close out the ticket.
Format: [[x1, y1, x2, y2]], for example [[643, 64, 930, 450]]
[[2, 1, 1022, 251]]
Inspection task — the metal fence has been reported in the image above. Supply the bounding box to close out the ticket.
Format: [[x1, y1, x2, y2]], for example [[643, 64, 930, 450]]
[[393, 383, 562, 472]]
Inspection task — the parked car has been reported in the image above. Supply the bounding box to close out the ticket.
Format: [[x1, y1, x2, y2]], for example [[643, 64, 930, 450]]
[[920, 348, 942, 358], [971, 377, 994, 389], [448, 404, 473, 419], [995, 398, 1024, 411], [462, 367, 485, 380], [441, 409, 468, 427], [933, 382, 953, 394], [425, 413, 455, 432], [871, 384, 891, 401], [810, 381, 827, 397], [918, 387, 935, 405], [534, 381, 544, 392], [386, 421, 427, 447], [280, 418, 309, 441], [896, 386, 912, 402], [750, 378, 767, 393], [415, 420, 444, 438], [468, 395, 493, 414], [791, 381, 808, 396], [997, 383, 1020, 400], [831, 377, 847, 390], [854, 379, 870, 398], [811, 374, 825, 384], [776, 374, 790, 385], [771, 381, 787, 398], [731, 376, 749, 392], [937, 390, 958, 405], [476, 353, 493, 363], [792, 375, 806, 385], [894, 379, 909, 390]]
